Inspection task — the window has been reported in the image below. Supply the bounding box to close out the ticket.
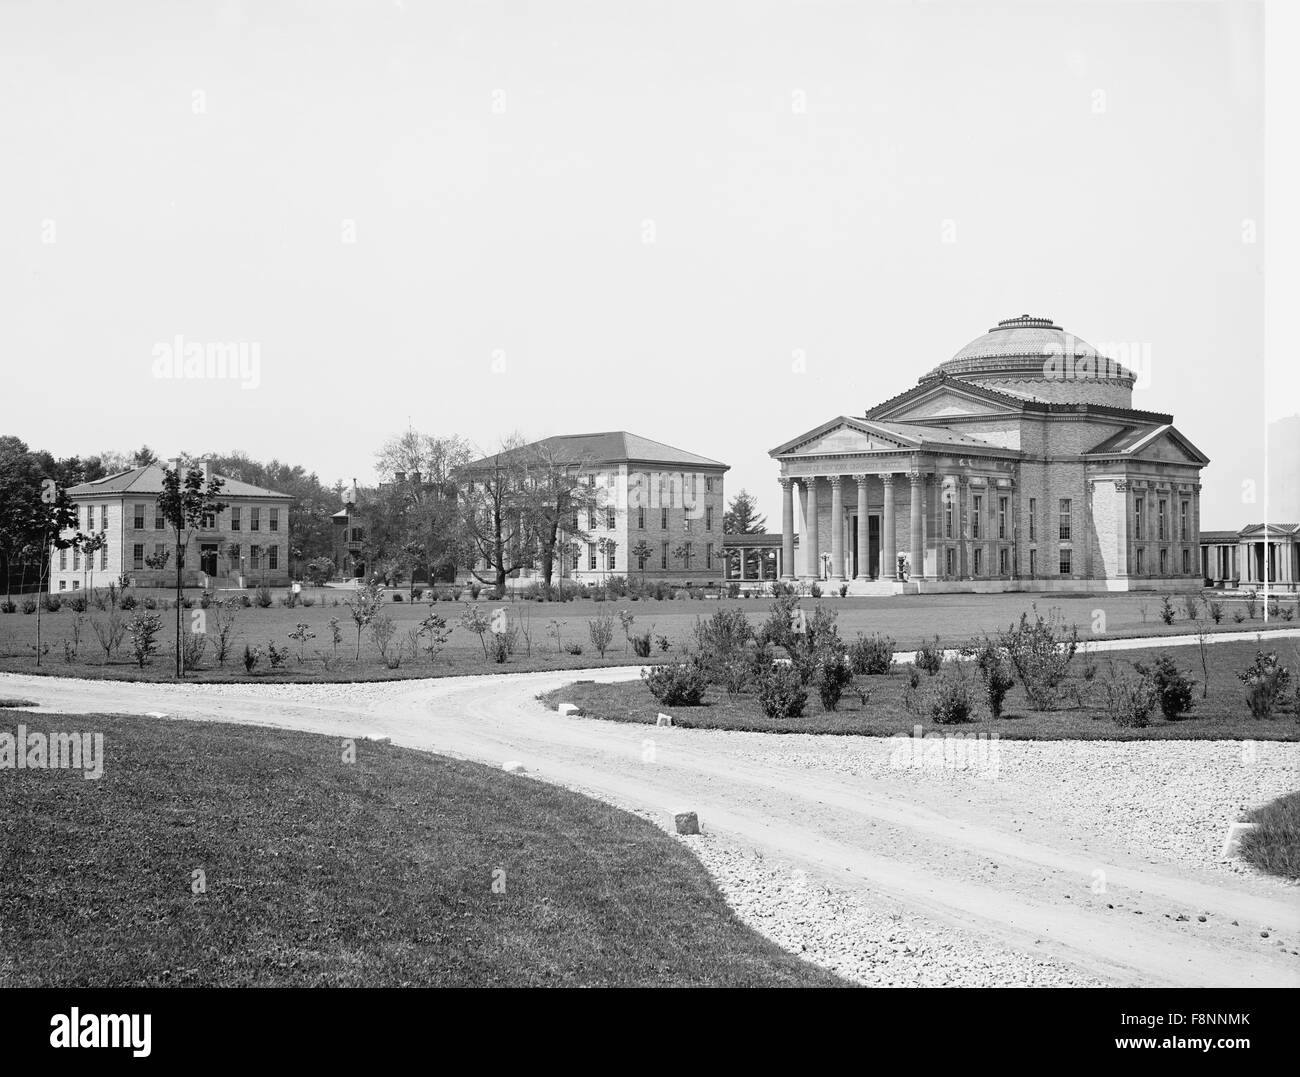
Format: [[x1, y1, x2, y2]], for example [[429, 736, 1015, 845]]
[[1058, 499, 1071, 541], [683, 517, 692, 534], [1059, 548, 1072, 575], [945, 548, 955, 576], [706, 507, 713, 532], [100, 505, 107, 531], [269, 546, 279, 570], [606, 544, 616, 571], [1029, 549, 1037, 576], [661, 541, 669, 570], [706, 542, 714, 570], [1159, 548, 1167, 575], [270, 508, 279, 532], [100, 546, 108, 570], [637, 547, 649, 570], [682, 542, 692, 568], [73, 548, 79, 570], [71, 580, 79, 590], [251, 508, 261, 531], [998, 497, 1008, 540], [660, 507, 668, 529], [133, 504, 145, 530], [154, 543, 165, 564], [999, 548, 1009, 575], [133, 544, 144, 570], [637, 506, 645, 529], [586, 473, 595, 489], [606, 507, 615, 530], [231, 507, 241, 531], [86, 506, 94, 531], [351, 527, 363, 542], [588, 543, 597, 570], [228, 543, 240, 564], [1158, 499, 1167, 541], [1134, 498, 1143, 538], [154, 506, 164, 530], [1136, 547, 1145, 574], [249, 545, 261, 570], [945, 496, 953, 539], [973, 547, 982, 576], [1182, 548, 1191, 574], [705, 476, 714, 493], [972, 495, 982, 539], [1180, 501, 1189, 541], [59, 580, 66, 591], [571, 509, 579, 531], [201, 510, 216, 529], [1028, 498, 1036, 542], [59, 548, 67, 570]]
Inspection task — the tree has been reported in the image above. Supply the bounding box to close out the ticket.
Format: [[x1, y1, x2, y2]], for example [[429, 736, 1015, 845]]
[[631, 539, 653, 586], [723, 489, 767, 534], [155, 464, 226, 677]]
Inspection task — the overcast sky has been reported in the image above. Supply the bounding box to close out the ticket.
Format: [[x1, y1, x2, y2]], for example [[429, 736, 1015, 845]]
[[2, 0, 1279, 529]]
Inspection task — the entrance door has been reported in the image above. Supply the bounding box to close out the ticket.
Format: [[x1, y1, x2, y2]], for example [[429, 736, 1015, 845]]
[[868, 514, 881, 579], [200, 544, 219, 577], [850, 515, 858, 578]]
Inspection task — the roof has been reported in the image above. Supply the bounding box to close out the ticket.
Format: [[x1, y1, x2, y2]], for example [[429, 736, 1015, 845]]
[[466, 431, 728, 471], [722, 533, 791, 547], [1081, 423, 1210, 465], [769, 415, 1019, 459], [66, 464, 291, 500], [922, 314, 1135, 384], [1199, 530, 1240, 543]]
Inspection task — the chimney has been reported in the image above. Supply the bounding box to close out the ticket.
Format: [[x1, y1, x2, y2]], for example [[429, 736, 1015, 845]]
[[202, 459, 214, 483], [410, 470, 421, 486], [171, 456, 182, 475], [395, 471, 407, 483]]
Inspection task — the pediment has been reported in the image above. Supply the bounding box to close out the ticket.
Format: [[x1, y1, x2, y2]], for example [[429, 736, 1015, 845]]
[[1125, 427, 1209, 466], [872, 385, 1023, 422], [771, 418, 916, 459]]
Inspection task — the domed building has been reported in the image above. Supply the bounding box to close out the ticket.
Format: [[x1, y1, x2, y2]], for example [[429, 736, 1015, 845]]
[[769, 315, 1209, 592]]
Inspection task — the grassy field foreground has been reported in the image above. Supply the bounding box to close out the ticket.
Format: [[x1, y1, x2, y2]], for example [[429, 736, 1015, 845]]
[[1240, 792, 1300, 881], [0, 709, 840, 987], [543, 640, 1300, 741]]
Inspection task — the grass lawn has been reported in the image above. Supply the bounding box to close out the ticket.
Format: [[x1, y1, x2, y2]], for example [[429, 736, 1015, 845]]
[[1240, 792, 1300, 881], [0, 708, 841, 987], [542, 640, 1300, 741], [1, 585, 1297, 684]]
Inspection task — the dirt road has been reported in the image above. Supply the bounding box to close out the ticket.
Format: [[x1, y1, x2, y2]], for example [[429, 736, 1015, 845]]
[[4, 634, 1297, 987]]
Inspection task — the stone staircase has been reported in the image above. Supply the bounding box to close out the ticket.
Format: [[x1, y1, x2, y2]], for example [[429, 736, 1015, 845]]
[[818, 578, 915, 597]]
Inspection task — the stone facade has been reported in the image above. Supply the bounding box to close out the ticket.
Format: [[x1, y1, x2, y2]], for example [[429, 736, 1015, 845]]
[[1201, 524, 1300, 592], [770, 316, 1209, 594]]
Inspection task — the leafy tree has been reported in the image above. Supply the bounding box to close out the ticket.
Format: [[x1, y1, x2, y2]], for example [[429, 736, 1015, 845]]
[[155, 464, 227, 677], [344, 580, 385, 660], [723, 489, 767, 535]]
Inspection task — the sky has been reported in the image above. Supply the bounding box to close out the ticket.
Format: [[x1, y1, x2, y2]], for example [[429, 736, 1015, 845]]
[[1, 0, 1282, 529]]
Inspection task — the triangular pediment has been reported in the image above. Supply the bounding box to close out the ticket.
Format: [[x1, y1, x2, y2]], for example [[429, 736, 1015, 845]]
[[1101, 425, 1210, 466], [770, 418, 917, 458], [867, 379, 1026, 422]]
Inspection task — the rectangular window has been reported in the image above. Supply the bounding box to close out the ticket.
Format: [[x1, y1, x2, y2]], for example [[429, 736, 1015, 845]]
[[1182, 548, 1190, 574], [637, 506, 645, 529], [269, 545, 279, 570], [571, 509, 579, 532], [86, 506, 94, 531], [201, 510, 216, 530], [682, 542, 692, 569], [998, 497, 1008, 540], [999, 547, 1009, 575], [228, 543, 240, 564], [231, 507, 241, 531], [73, 548, 79, 570], [945, 496, 953, 539], [706, 506, 713, 532], [1058, 499, 1071, 541], [1029, 549, 1036, 576], [705, 476, 714, 493], [972, 495, 982, 539], [588, 543, 597, 570], [683, 517, 692, 533], [133, 544, 144, 570], [606, 507, 615, 530], [270, 508, 279, 532], [1028, 498, 1036, 542], [945, 548, 955, 576], [1136, 547, 1145, 574], [71, 580, 79, 590], [661, 507, 668, 530], [637, 547, 648, 570], [606, 544, 616, 571], [251, 508, 261, 531], [249, 545, 260, 570], [661, 541, 669, 570], [1180, 501, 1189, 541], [154, 543, 165, 564], [706, 542, 714, 569], [154, 506, 164, 530], [133, 504, 145, 530], [1158, 499, 1167, 541], [973, 547, 982, 576], [1159, 548, 1168, 575], [1135, 498, 1143, 538], [59, 548, 67, 570], [1060, 548, 1072, 575], [59, 580, 66, 591], [100, 505, 107, 531], [100, 546, 108, 570], [351, 527, 363, 542]]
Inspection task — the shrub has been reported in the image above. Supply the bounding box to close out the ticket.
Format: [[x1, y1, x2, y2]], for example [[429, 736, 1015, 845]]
[[809, 582, 823, 599], [1134, 653, 1196, 720], [1159, 595, 1175, 625], [393, 592, 404, 602], [1100, 662, 1158, 728], [469, 583, 480, 599], [255, 586, 274, 609], [119, 594, 137, 611], [0, 600, 15, 614], [1207, 598, 1224, 624], [1232, 609, 1245, 624], [692, 608, 754, 683], [42, 594, 61, 613], [998, 606, 1078, 711], [927, 663, 977, 725], [411, 587, 424, 601], [914, 635, 943, 676], [238, 593, 252, 608], [564, 642, 584, 655], [642, 661, 708, 706], [838, 583, 849, 598], [726, 582, 741, 599], [1238, 650, 1291, 719], [1245, 590, 1258, 619], [90, 611, 126, 662], [21, 598, 37, 615], [243, 644, 261, 673], [141, 595, 157, 611], [656, 634, 670, 652], [176, 630, 208, 673], [266, 641, 289, 669], [812, 649, 854, 712], [125, 612, 163, 668], [588, 614, 615, 658], [68, 595, 87, 613], [969, 637, 1015, 719], [631, 630, 653, 658], [199, 591, 213, 609], [370, 613, 398, 663], [301, 596, 315, 608], [1183, 593, 1200, 620], [757, 663, 808, 720], [848, 633, 895, 675]]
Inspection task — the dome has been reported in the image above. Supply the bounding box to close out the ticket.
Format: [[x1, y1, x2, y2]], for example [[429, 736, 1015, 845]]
[[920, 314, 1135, 407]]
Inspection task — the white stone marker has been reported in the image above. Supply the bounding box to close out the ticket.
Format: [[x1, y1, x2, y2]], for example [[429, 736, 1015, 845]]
[[656, 713, 673, 727], [674, 811, 700, 835], [1220, 821, 1257, 859], [557, 703, 579, 716], [502, 760, 526, 774]]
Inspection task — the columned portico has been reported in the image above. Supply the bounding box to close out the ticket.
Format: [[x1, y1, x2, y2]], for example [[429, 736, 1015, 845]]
[[804, 478, 819, 578], [780, 478, 795, 580], [908, 471, 925, 580], [829, 476, 846, 581], [854, 475, 869, 579], [881, 474, 896, 580]]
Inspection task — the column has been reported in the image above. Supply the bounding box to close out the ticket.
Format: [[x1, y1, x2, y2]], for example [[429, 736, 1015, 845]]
[[780, 478, 795, 579], [854, 475, 869, 579], [909, 471, 925, 580], [958, 476, 971, 579], [805, 478, 819, 578], [829, 476, 845, 580], [1008, 478, 1019, 580], [881, 474, 896, 579]]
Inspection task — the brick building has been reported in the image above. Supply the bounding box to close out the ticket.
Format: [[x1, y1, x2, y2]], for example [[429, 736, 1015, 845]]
[[770, 315, 1209, 593], [52, 461, 293, 592]]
